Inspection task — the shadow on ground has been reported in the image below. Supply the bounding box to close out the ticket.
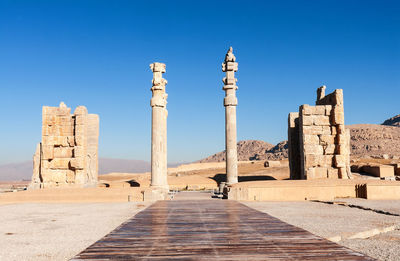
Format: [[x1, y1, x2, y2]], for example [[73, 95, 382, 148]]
[[210, 173, 276, 185], [126, 180, 140, 187]]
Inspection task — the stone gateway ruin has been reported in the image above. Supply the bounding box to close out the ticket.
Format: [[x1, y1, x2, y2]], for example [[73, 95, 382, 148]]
[[22, 47, 400, 205], [29, 102, 99, 189], [288, 86, 351, 180]]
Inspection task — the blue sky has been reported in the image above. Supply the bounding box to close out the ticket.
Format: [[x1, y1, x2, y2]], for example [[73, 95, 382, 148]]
[[0, 0, 399, 165]]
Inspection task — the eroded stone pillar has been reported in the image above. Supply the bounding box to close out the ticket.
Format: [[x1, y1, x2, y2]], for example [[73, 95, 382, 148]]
[[28, 143, 42, 189], [150, 62, 169, 190], [222, 47, 238, 185], [86, 114, 99, 185]]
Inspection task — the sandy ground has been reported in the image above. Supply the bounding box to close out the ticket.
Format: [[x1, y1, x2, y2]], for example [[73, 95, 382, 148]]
[[0, 160, 398, 260], [1, 193, 399, 260], [0, 187, 144, 204], [245, 201, 400, 261], [0, 202, 150, 261], [98, 160, 290, 189], [98, 159, 393, 191], [341, 230, 400, 261]]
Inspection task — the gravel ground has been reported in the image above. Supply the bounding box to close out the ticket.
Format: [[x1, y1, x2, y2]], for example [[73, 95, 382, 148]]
[[341, 229, 400, 261], [2, 199, 399, 260], [244, 201, 400, 239], [244, 201, 400, 261], [0, 202, 150, 261]]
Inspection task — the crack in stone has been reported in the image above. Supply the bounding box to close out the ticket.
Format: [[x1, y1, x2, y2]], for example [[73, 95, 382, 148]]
[[311, 200, 400, 217]]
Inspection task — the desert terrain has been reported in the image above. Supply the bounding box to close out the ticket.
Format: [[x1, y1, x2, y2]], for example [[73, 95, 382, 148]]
[[0, 157, 399, 260], [0, 116, 399, 260]]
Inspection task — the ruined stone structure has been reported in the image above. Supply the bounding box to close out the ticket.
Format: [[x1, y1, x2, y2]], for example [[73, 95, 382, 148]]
[[288, 86, 351, 180], [150, 62, 169, 190], [29, 102, 99, 188], [222, 47, 238, 185]]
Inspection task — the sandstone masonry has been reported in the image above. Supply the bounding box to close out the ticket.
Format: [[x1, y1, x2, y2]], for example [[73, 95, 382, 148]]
[[288, 86, 351, 180], [29, 102, 99, 188]]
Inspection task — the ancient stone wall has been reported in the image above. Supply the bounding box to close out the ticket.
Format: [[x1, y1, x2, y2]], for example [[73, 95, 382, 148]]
[[29, 102, 99, 189], [288, 86, 351, 180]]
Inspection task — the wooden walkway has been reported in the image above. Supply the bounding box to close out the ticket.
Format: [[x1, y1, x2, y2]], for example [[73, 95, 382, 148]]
[[73, 199, 374, 260]]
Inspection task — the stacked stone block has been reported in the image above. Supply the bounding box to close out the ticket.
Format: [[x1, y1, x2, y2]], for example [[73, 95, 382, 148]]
[[29, 102, 99, 189], [288, 86, 351, 180]]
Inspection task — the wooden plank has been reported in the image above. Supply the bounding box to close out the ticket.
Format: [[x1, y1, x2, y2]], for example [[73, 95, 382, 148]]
[[72, 200, 375, 260]]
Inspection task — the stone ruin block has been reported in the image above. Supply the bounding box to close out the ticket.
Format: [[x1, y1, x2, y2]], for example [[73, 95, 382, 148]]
[[29, 102, 99, 189], [393, 164, 400, 176], [264, 160, 280, 168], [288, 86, 351, 180], [363, 165, 395, 178]]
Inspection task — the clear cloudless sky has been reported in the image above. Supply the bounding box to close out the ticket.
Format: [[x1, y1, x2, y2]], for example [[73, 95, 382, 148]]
[[0, 0, 399, 165]]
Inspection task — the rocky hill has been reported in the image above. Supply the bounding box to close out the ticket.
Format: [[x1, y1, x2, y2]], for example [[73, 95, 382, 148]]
[[348, 124, 400, 158], [382, 114, 400, 127], [198, 140, 287, 163]]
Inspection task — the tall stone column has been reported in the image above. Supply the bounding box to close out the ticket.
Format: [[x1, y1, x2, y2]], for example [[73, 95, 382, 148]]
[[222, 47, 238, 185], [150, 62, 169, 190]]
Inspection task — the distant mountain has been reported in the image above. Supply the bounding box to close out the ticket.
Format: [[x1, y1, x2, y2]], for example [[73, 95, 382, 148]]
[[98, 158, 151, 174], [0, 158, 152, 181], [0, 161, 32, 181], [348, 124, 400, 158], [0, 158, 183, 181], [382, 114, 400, 127]]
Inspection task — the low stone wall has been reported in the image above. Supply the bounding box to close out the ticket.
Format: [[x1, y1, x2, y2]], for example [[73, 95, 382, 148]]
[[227, 180, 400, 201], [363, 165, 395, 178], [0, 187, 143, 204], [366, 182, 400, 200], [169, 183, 217, 191], [168, 161, 253, 174]]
